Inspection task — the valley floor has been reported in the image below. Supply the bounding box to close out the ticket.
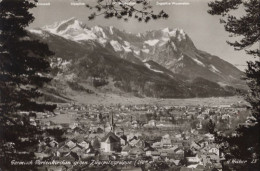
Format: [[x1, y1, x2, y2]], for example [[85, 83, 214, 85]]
[[71, 93, 245, 106]]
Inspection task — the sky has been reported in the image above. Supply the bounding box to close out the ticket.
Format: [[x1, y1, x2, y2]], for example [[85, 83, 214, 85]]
[[29, 0, 252, 71]]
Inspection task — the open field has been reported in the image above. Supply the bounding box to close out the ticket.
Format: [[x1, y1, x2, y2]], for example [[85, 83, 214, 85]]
[[42, 113, 76, 124], [148, 96, 246, 106], [70, 92, 246, 106]]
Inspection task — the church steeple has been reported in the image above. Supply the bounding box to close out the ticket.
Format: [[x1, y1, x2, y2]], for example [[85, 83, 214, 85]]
[[110, 112, 115, 133]]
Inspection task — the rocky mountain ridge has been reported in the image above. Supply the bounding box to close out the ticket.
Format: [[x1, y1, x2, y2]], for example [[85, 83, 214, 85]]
[[28, 18, 246, 101]]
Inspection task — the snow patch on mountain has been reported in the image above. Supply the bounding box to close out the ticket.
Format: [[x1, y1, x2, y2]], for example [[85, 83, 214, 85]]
[[142, 49, 150, 53], [177, 35, 183, 41], [209, 65, 221, 73], [162, 27, 170, 34], [178, 29, 186, 40], [178, 55, 184, 62], [74, 32, 97, 41], [43, 24, 58, 34], [134, 50, 140, 55], [218, 82, 228, 87], [124, 41, 130, 47], [159, 37, 170, 46], [110, 40, 122, 51], [144, 63, 164, 73], [192, 58, 205, 67], [98, 37, 107, 45], [91, 26, 107, 38], [162, 28, 186, 41], [42, 19, 99, 42], [171, 42, 177, 51], [43, 17, 75, 34], [162, 28, 176, 37], [122, 45, 131, 52], [144, 39, 159, 46], [229, 75, 238, 80], [109, 26, 114, 35], [59, 19, 82, 34], [29, 29, 43, 35], [166, 60, 175, 66]]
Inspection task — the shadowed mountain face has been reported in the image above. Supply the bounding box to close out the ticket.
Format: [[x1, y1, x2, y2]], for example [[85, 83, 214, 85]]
[[28, 18, 246, 99]]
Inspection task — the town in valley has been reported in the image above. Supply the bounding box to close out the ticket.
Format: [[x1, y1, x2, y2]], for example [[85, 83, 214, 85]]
[[3, 98, 250, 171]]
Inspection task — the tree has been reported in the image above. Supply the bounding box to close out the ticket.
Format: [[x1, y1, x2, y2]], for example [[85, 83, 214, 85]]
[[45, 128, 66, 142], [86, 0, 169, 22], [207, 119, 216, 134], [208, 0, 260, 170], [0, 0, 56, 169]]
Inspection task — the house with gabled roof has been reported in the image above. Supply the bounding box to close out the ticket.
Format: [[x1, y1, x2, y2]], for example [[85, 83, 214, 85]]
[[65, 139, 77, 149], [87, 133, 103, 141], [151, 151, 160, 160], [48, 139, 59, 148], [72, 127, 86, 135], [129, 139, 144, 148], [119, 136, 127, 146], [100, 132, 121, 152], [190, 141, 201, 151], [77, 139, 91, 149], [58, 144, 70, 154], [206, 145, 219, 156], [71, 144, 84, 154], [161, 134, 172, 147]]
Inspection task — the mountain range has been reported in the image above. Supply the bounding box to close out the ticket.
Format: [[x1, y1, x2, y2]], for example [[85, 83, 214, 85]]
[[28, 18, 246, 101]]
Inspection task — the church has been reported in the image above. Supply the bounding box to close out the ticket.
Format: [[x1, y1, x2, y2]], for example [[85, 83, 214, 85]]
[[100, 112, 121, 152]]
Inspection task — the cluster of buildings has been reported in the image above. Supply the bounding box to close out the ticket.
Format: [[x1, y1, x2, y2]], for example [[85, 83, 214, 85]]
[[2, 102, 248, 170]]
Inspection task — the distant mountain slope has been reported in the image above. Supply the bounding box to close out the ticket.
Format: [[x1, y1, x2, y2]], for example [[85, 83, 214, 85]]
[[28, 18, 246, 99]]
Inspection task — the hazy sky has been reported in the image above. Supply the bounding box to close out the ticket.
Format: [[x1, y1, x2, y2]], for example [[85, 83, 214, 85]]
[[29, 0, 252, 71]]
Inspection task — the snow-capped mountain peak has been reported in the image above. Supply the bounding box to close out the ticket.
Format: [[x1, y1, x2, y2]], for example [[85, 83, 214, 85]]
[[27, 18, 246, 98], [40, 18, 190, 48], [42, 18, 101, 42], [162, 27, 186, 40], [43, 17, 77, 34], [33, 18, 241, 82], [91, 26, 107, 38]]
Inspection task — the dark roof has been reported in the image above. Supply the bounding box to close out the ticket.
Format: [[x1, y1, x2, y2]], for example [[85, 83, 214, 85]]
[[174, 147, 184, 153], [144, 146, 155, 152], [71, 144, 83, 150], [101, 132, 120, 143], [120, 135, 127, 141]]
